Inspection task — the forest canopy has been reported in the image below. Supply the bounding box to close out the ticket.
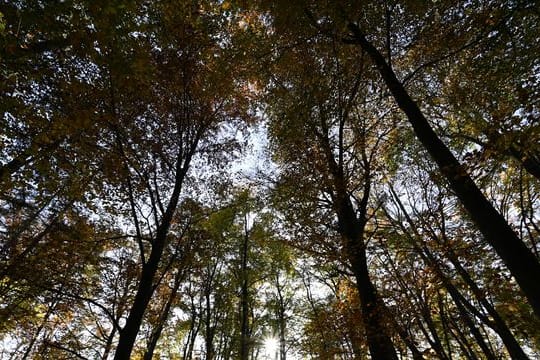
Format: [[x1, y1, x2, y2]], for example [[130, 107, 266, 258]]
[[1, 1, 539, 359]]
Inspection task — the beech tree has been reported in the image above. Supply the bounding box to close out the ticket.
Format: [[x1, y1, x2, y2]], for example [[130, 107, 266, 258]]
[[343, 18, 540, 318], [263, 26, 417, 357]]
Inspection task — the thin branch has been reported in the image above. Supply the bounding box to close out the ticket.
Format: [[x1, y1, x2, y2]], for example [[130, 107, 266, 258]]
[[43, 340, 91, 360]]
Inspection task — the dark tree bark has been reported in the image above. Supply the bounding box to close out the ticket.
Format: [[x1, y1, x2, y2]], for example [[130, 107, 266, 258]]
[[341, 211, 398, 360], [446, 249, 530, 360], [200, 262, 221, 360], [204, 285, 217, 360], [315, 109, 400, 359], [429, 246, 527, 360], [345, 24, 540, 318], [239, 224, 251, 360], [417, 305, 450, 360], [387, 186, 530, 360], [509, 147, 540, 181], [112, 221, 174, 360], [441, 294, 479, 360], [182, 287, 201, 360], [331, 182, 399, 359], [452, 296, 497, 360], [113, 133, 200, 360], [143, 267, 185, 360], [275, 274, 287, 360]]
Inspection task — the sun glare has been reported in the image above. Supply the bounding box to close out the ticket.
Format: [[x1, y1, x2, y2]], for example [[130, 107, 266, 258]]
[[264, 336, 278, 356]]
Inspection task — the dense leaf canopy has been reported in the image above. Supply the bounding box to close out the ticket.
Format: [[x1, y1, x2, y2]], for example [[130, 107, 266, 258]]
[[1, 1, 539, 359]]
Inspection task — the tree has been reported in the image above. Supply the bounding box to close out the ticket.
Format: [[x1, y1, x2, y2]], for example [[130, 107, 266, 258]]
[[382, 181, 531, 359], [109, 2, 249, 355], [341, 2, 540, 318], [264, 25, 413, 357]]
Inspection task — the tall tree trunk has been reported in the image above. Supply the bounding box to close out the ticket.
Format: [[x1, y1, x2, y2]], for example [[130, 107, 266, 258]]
[[113, 243, 165, 359], [204, 290, 216, 360], [441, 295, 479, 360], [239, 225, 250, 360], [274, 273, 287, 360], [316, 104, 398, 359], [319, 150, 399, 357], [143, 267, 185, 360], [336, 196, 398, 360], [417, 305, 451, 360], [182, 307, 200, 360], [387, 187, 530, 360], [432, 248, 525, 360], [350, 247, 399, 360], [452, 295, 497, 360], [113, 149, 194, 359], [345, 24, 540, 318], [446, 249, 529, 360]]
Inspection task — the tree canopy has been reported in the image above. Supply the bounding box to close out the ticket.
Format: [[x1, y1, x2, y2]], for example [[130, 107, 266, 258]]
[[1, 1, 539, 359]]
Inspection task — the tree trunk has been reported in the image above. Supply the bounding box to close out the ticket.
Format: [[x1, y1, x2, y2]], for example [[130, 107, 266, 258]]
[[509, 147, 540, 181], [420, 302, 450, 360], [143, 267, 185, 360], [204, 290, 216, 360], [182, 310, 200, 360], [113, 155, 193, 359], [452, 295, 497, 360], [351, 250, 399, 360], [336, 196, 398, 360], [345, 24, 540, 318], [433, 248, 525, 360], [239, 228, 250, 360], [387, 186, 530, 360], [275, 273, 287, 360], [447, 250, 530, 360], [316, 102, 398, 359], [442, 299, 479, 360], [113, 246, 164, 360]]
